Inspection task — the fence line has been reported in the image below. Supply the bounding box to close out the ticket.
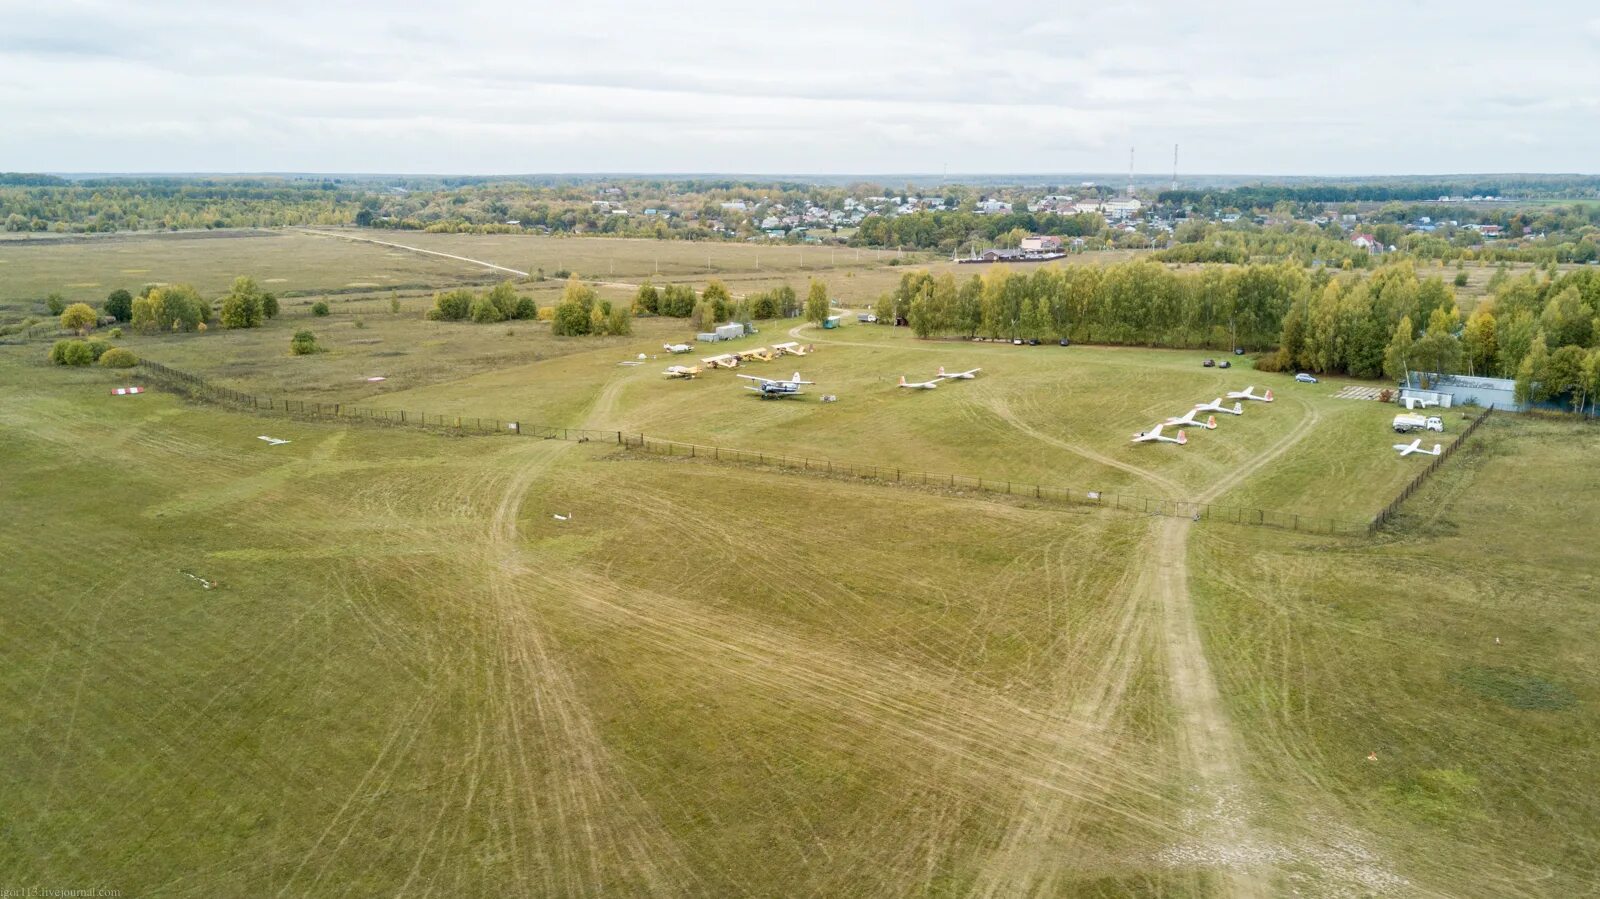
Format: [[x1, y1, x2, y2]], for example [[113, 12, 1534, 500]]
[[136, 358, 1372, 536], [1369, 406, 1495, 532]]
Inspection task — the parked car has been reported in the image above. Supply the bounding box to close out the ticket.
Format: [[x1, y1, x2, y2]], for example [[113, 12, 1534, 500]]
[[1026, 338, 1041, 346], [1058, 338, 1071, 347], [1203, 358, 1216, 367], [1012, 338, 1024, 345], [1219, 360, 1231, 369], [1234, 347, 1246, 355], [1295, 372, 1318, 383]]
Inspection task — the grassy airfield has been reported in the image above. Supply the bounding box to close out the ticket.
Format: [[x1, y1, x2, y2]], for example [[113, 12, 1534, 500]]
[[2, 233, 1594, 897]]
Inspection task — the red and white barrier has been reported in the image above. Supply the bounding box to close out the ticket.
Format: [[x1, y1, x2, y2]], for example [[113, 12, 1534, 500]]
[[112, 386, 145, 396]]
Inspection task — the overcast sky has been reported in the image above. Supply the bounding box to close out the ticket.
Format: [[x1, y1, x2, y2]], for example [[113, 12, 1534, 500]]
[[4, 0, 1597, 176]]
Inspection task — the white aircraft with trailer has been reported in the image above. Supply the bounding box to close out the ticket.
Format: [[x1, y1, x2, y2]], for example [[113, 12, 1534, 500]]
[[1161, 409, 1217, 430], [1393, 438, 1443, 457], [739, 371, 812, 398], [1194, 397, 1245, 415], [898, 375, 941, 390], [1226, 386, 1274, 403], [664, 343, 694, 354], [937, 366, 982, 380], [1130, 424, 1188, 445]]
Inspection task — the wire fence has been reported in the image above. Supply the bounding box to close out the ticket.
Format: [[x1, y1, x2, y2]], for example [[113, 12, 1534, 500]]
[[1369, 406, 1495, 532], [139, 359, 1421, 537]]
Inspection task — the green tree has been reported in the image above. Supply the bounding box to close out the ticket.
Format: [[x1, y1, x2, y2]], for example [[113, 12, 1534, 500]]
[[1545, 344, 1589, 411], [484, 281, 520, 319], [1462, 309, 1498, 376], [261, 292, 279, 319], [104, 288, 133, 322], [1495, 309, 1538, 378], [428, 289, 473, 321], [702, 280, 733, 322], [633, 281, 660, 315], [470, 293, 505, 323], [45, 293, 65, 316], [750, 291, 779, 320], [774, 283, 799, 318], [220, 277, 265, 329], [607, 304, 632, 336], [60, 302, 98, 334], [804, 280, 829, 325], [1413, 306, 1463, 375], [552, 300, 592, 336], [1515, 332, 1549, 404], [290, 330, 320, 355], [310, 301, 330, 317], [1382, 315, 1415, 381]]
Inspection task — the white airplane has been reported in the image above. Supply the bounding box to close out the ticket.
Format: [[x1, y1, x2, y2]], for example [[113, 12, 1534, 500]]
[[937, 366, 982, 380], [1393, 438, 1442, 457], [898, 375, 941, 390], [739, 371, 813, 398], [1162, 410, 1217, 430], [1194, 397, 1245, 415], [664, 343, 694, 354], [1130, 424, 1188, 445], [663, 365, 701, 379], [1226, 386, 1274, 402], [257, 435, 290, 446], [553, 513, 572, 521]]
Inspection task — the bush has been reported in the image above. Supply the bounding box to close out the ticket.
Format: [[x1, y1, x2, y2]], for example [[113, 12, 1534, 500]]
[[99, 347, 137, 368], [426, 289, 473, 321], [45, 293, 66, 316], [310, 301, 330, 317], [61, 302, 98, 333], [1453, 272, 1469, 287], [261, 292, 279, 319], [49, 339, 94, 366], [84, 337, 111, 361], [104, 288, 133, 322], [551, 301, 591, 336], [109, 327, 123, 338], [551, 268, 571, 280], [513, 296, 538, 320], [470, 294, 505, 323], [290, 330, 320, 355]]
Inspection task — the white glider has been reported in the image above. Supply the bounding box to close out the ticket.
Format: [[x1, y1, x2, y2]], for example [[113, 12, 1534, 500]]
[[1226, 386, 1274, 402], [664, 343, 694, 354], [898, 375, 940, 390], [937, 366, 982, 380], [257, 436, 290, 446], [1131, 424, 1188, 445], [1393, 439, 1442, 457], [1195, 397, 1244, 415], [1162, 410, 1218, 430]]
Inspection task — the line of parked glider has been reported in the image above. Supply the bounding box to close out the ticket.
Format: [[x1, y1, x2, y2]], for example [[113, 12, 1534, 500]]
[[1131, 386, 1272, 447]]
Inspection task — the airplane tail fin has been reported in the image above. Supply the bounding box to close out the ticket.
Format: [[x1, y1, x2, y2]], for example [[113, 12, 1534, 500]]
[[1176, 430, 1188, 445], [1206, 415, 1217, 430], [937, 366, 946, 377], [793, 372, 803, 384], [1264, 389, 1274, 402], [1232, 401, 1243, 415], [898, 376, 906, 387], [1432, 444, 1442, 455]]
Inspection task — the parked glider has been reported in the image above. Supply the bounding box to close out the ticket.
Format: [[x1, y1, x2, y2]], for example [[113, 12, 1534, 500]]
[[1226, 386, 1274, 402], [898, 375, 941, 390], [664, 343, 694, 354], [257, 436, 290, 446], [739, 371, 812, 398], [663, 365, 701, 379], [1161, 409, 1218, 430], [1194, 397, 1245, 415], [936, 366, 982, 380], [1393, 438, 1442, 457], [1130, 424, 1188, 445]]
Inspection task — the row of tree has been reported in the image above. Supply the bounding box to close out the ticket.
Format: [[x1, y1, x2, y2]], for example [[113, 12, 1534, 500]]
[[880, 261, 1303, 349]]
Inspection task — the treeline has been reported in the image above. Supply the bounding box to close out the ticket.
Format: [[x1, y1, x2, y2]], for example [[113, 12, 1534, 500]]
[[1270, 263, 1600, 413], [1159, 176, 1600, 208], [2, 178, 360, 233], [850, 210, 1105, 252], [883, 261, 1303, 348]]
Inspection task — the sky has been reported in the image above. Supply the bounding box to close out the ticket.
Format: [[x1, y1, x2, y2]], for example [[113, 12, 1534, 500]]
[[3, 0, 1598, 177]]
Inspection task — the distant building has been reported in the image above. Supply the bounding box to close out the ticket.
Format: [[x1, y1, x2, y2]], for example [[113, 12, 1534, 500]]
[[1351, 233, 1384, 253], [1020, 235, 1063, 252]]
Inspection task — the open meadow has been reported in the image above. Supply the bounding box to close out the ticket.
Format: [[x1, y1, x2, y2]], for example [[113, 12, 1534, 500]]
[[2, 231, 1596, 897]]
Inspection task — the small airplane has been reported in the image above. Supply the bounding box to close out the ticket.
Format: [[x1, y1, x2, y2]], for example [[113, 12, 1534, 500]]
[[1226, 386, 1274, 403], [1161, 410, 1217, 430], [553, 513, 572, 521], [663, 365, 701, 379], [937, 366, 982, 380], [1393, 439, 1442, 457], [739, 371, 812, 398], [257, 436, 290, 446], [898, 375, 941, 390], [1194, 397, 1244, 415], [664, 343, 694, 354], [1130, 424, 1188, 445]]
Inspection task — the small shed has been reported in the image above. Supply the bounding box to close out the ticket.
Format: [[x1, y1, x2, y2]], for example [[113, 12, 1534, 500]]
[[696, 332, 719, 343], [715, 323, 745, 341]]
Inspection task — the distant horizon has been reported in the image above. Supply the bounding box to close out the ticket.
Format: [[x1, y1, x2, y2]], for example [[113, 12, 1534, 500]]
[[28, 170, 1600, 182]]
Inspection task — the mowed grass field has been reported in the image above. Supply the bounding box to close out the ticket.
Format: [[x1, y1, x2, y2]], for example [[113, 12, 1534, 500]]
[[1190, 416, 1600, 896], [6, 231, 1597, 897]]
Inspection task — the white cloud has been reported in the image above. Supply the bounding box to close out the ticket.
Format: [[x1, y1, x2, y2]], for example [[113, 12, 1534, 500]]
[[0, 0, 1596, 174]]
